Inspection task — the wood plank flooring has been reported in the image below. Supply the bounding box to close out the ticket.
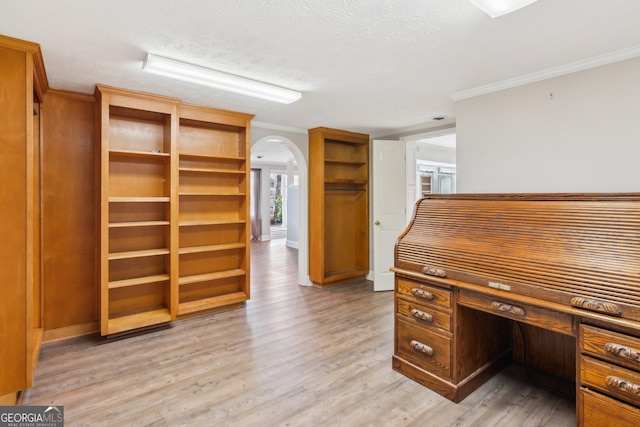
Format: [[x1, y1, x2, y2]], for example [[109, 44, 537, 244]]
[[22, 239, 575, 426]]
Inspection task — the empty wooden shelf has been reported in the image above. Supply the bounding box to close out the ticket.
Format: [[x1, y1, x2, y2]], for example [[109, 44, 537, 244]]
[[176, 104, 253, 318], [97, 86, 253, 335], [97, 85, 179, 336], [308, 127, 370, 286]]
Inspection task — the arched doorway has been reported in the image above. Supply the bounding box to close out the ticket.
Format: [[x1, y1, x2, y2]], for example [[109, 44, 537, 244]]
[[251, 135, 310, 286]]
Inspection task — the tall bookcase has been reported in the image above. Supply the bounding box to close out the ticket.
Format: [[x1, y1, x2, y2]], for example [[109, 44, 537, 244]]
[[308, 127, 370, 286], [97, 86, 179, 335], [177, 104, 252, 317], [97, 86, 253, 335]]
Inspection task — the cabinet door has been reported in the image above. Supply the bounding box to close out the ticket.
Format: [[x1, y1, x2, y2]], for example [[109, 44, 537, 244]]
[[0, 36, 45, 399], [0, 43, 30, 397]]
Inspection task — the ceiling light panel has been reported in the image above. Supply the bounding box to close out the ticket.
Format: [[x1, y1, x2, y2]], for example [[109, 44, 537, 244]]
[[142, 54, 302, 104], [469, 0, 539, 18]]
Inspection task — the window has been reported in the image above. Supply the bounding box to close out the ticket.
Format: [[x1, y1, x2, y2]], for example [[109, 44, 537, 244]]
[[417, 163, 456, 198]]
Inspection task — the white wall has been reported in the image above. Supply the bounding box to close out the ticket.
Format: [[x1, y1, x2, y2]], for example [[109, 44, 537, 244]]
[[251, 127, 308, 161], [415, 143, 456, 164], [456, 57, 640, 193], [286, 185, 299, 248]]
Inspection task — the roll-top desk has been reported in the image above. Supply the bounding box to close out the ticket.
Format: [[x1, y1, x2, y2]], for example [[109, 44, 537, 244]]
[[392, 194, 640, 426]]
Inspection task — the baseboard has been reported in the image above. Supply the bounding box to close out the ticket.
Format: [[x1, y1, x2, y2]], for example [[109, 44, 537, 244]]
[[43, 321, 99, 342], [0, 392, 17, 405], [286, 239, 299, 249]]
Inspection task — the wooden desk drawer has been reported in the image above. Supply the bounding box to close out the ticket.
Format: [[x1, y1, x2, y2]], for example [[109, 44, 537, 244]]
[[458, 289, 574, 336], [396, 279, 451, 310], [397, 297, 451, 332], [580, 325, 640, 373], [580, 387, 640, 427], [396, 317, 451, 380], [581, 355, 640, 407]]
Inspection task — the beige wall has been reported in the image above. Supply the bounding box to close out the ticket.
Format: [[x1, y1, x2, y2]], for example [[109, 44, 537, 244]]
[[455, 57, 640, 193]]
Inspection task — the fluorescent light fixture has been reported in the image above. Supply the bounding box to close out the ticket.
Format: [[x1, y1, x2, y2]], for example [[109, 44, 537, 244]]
[[469, 0, 539, 18], [142, 53, 302, 104]]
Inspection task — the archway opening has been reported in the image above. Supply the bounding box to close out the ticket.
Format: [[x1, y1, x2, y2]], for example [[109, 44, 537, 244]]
[[251, 135, 310, 286]]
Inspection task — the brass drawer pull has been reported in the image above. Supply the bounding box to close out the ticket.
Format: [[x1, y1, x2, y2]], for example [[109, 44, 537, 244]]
[[409, 340, 434, 356], [422, 266, 446, 278], [411, 288, 434, 300], [604, 343, 640, 363], [606, 376, 640, 396], [571, 297, 621, 316], [410, 308, 434, 323], [491, 301, 526, 317]]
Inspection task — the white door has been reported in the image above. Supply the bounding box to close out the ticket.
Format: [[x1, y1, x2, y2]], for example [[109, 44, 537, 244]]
[[372, 140, 406, 291]]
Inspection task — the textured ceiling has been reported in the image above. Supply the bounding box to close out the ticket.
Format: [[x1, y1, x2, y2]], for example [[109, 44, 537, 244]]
[[252, 138, 297, 165], [2, 0, 640, 136]]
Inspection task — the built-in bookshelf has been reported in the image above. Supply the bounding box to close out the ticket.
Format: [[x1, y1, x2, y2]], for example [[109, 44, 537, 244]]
[[97, 86, 253, 335], [177, 105, 252, 317], [308, 127, 370, 286]]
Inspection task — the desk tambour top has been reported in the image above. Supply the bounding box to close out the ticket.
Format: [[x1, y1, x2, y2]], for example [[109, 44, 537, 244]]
[[394, 193, 640, 323]]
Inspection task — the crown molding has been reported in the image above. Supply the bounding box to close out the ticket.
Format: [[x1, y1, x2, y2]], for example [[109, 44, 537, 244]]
[[450, 45, 640, 101], [251, 120, 307, 135]]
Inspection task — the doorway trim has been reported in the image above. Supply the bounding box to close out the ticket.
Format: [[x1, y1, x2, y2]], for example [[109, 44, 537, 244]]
[[400, 127, 456, 223]]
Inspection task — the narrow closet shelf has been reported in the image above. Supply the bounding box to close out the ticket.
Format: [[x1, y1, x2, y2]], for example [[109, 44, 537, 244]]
[[107, 309, 172, 335], [325, 158, 367, 165], [109, 197, 170, 203], [109, 149, 170, 158], [179, 243, 245, 255], [108, 248, 170, 261], [178, 269, 245, 286], [178, 292, 248, 316], [179, 153, 245, 161], [325, 187, 367, 192], [109, 221, 170, 228], [325, 178, 368, 185], [324, 267, 369, 282], [179, 192, 245, 197], [179, 167, 245, 174], [179, 220, 245, 227], [108, 274, 171, 289]]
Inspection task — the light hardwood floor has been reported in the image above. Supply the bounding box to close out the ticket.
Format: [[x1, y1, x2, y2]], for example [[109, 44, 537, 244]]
[[22, 239, 575, 426]]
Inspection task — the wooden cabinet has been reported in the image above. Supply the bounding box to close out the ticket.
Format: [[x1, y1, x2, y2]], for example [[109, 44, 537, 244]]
[[393, 277, 512, 402], [395, 279, 453, 380], [0, 35, 48, 403], [97, 86, 253, 335], [579, 324, 640, 425], [177, 104, 252, 317], [308, 127, 369, 286]]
